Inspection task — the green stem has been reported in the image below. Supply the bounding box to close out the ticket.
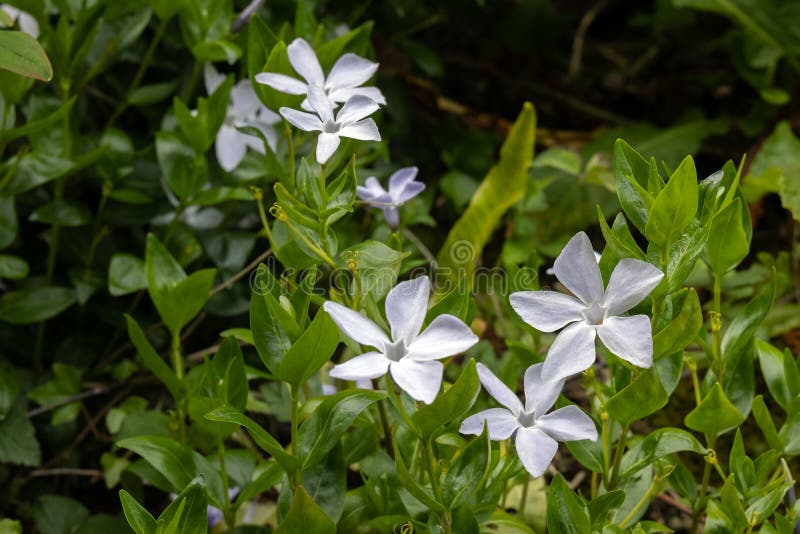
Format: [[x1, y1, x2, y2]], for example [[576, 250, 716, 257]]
[[171, 331, 187, 443], [608, 423, 629, 489], [711, 275, 723, 382], [107, 18, 169, 128], [601, 411, 611, 487], [254, 189, 278, 251], [183, 60, 202, 103], [289, 387, 301, 488], [377, 396, 394, 459], [421, 437, 451, 533], [386, 379, 416, 433], [619, 477, 658, 528], [284, 122, 295, 184], [691, 435, 717, 534], [518, 475, 530, 519]]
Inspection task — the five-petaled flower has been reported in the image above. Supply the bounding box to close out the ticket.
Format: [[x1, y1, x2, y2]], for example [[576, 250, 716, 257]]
[[205, 64, 281, 172], [280, 85, 381, 164], [356, 167, 425, 230], [510, 231, 663, 382], [460, 363, 597, 478], [324, 276, 478, 404], [255, 37, 385, 110]]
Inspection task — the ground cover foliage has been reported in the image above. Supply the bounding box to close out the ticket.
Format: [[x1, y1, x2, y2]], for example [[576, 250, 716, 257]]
[[1, 0, 800, 532]]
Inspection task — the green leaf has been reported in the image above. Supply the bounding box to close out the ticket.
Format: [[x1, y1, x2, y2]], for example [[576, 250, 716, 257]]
[[393, 439, 446, 514], [116, 435, 226, 508], [620, 428, 707, 477], [33, 495, 89, 534], [644, 156, 698, 248], [587, 490, 626, 529], [28, 363, 82, 425], [250, 267, 294, 373], [0, 30, 52, 80], [442, 429, 490, 509], [296, 389, 386, 470], [605, 369, 668, 426], [337, 240, 408, 300], [598, 209, 645, 261], [613, 139, 651, 233], [275, 486, 335, 534], [654, 289, 703, 359], [0, 96, 75, 145], [204, 405, 297, 472], [706, 198, 750, 276], [751, 395, 782, 451], [436, 103, 536, 284], [0, 254, 28, 279], [685, 383, 744, 437], [413, 359, 481, 437], [729, 429, 756, 493], [546, 474, 590, 534], [125, 315, 182, 399], [0, 286, 76, 324], [155, 131, 207, 201], [748, 122, 800, 221], [108, 253, 147, 297], [157, 475, 208, 534], [0, 397, 40, 466], [756, 339, 800, 411], [119, 491, 156, 534], [0, 519, 22, 534], [0, 196, 16, 249], [276, 309, 340, 390], [0, 362, 18, 419], [29, 200, 91, 227]]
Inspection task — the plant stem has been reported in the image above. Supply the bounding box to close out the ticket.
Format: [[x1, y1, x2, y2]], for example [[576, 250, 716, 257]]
[[691, 435, 717, 534], [289, 386, 301, 488], [601, 411, 611, 486], [619, 477, 658, 528], [218, 438, 235, 528], [284, 122, 295, 184], [421, 437, 451, 533], [608, 423, 629, 489], [376, 395, 394, 458], [711, 274, 723, 382], [107, 18, 169, 128], [518, 475, 530, 518]]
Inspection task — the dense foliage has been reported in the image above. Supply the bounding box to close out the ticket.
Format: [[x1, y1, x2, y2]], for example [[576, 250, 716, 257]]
[[1, 1, 800, 533]]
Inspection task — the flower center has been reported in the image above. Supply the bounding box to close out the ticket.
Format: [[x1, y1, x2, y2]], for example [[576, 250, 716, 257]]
[[384, 339, 407, 362], [322, 120, 340, 134], [517, 410, 537, 428], [582, 302, 607, 326]]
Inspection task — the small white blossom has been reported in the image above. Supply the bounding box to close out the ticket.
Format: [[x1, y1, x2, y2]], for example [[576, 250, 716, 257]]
[[460, 363, 597, 478], [279, 85, 380, 164], [357, 167, 425, 230], [1, 4, 39, 37], [255, 37, 385, 110], [324, 276, 478, 404], [204, 64, 281, 172], [510, 231, 663, 382]]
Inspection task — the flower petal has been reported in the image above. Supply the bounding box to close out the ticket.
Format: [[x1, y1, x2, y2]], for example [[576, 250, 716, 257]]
[[603, 259, 664, 316], [338, 119, 381, 141], [406, 314, 478, 361], [240, 121, 277, 152], [389, 359, 443, 404], [257, 106, 281, 125], [17, 10, 39, 38], [388, 166, 418, 192], [385, 276, 430, 345], [255, 73, 308, 95], [330, 351, 390, 381], [356, 177, 389, 203], [215, 125, 247, 172], [204, 63, 226, 94], [287, 38, 324, 86], [553, 231, 604, 304], [523, 363, 564, 415], [597, 315, 653, 369], [322, 301, 390, 349], [336, 95, 380, 125], [230, 81, 262, 118], [307, 85, 334, 123], [382, 206, 400, 229], [325, 53, 379, 90], [514, 427, 558, 478], [542, 322, 597, 382], [329, 86, 386, 106], [475, 363, 523, 415], [315, 132, 340, 164], [393, 181, 425, 205], [460, 408, 521, 440], [279, 107, 322, 132], [536, 405, 598, 442], [509, 290, 585, 332]]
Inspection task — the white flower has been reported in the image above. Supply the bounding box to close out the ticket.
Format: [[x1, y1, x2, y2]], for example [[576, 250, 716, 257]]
[[510, 231, 663, 382], [324, 276, 478, 404], [279, 85, 381, 164], [545, 250, 600, 276], [204, 64, 281, 172], [356, 167, 425, 230], [460, 363, 597, 478], [1, 4, 39, 38], [255, 37, 385, 110]]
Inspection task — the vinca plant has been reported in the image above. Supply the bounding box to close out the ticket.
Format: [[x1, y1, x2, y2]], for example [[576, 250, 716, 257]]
[[1, 1, 800, 533]]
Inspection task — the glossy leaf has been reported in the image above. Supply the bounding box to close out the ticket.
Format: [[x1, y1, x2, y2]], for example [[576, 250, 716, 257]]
[[685, 383, 744, 437], [442, 429, 490, 509], [413, 359, 481, 437], [605, 369, 668, 426], [645, 155, 698, 248], [0, 286, 76, 324], [276, 309, 340, 391], [0, 30, 52, 80], [275, 486, 335, 534], [546, 474, 590, 534]]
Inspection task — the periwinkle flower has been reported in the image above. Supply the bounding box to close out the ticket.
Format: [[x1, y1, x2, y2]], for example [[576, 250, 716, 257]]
[[356, 166, 425, 230], [279, 85, 381, 164], [204, 64, 281, 172], [324, 276, 478, 404], [510, 231, 663, 382], [255, 37, 385, 110], [460, 363, 597, 478], [1, 4, 39, 37]]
